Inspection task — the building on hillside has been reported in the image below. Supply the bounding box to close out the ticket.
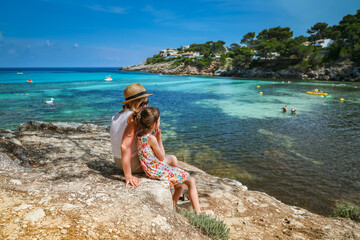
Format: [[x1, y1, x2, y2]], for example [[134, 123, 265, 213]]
[[165, 54, 181, 59], [181, 52, 200, 58], [252, 52, 280, 60], [302, 39, 334, 48], [159, 49, 178, 57]]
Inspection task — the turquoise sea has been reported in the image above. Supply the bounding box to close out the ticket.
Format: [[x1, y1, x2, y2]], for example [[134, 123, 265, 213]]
[[1, 67, 359, 215]]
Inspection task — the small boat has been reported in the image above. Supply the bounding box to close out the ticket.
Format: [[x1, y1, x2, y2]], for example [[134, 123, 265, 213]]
[[104, 75, 112, 81], [45, 98, 54, 104], [307, 91, 328, 96], [27, 79, 33, 83], [17, 72, 23, 75]]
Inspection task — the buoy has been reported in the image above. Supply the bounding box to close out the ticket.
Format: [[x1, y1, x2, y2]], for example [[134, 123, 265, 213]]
[[220, 83, 222, 85], [187, 81, 190, 83], [208, 88, 211, 90], [340, 98, 344, 101], [257, 85, 260, 88], [259, 92, 263, 94], [288, 81, 291, 83], [321, 95, 325, 98], [27, 79, 32, 83], [327, 95, 332, 98]]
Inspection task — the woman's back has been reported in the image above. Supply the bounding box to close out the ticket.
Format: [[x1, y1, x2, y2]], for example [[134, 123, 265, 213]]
[[110, 110, 137, 159]]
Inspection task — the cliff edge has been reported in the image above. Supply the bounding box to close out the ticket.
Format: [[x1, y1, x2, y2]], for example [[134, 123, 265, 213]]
[[0, 121, 359, 239], [121, 61, 360, 81]]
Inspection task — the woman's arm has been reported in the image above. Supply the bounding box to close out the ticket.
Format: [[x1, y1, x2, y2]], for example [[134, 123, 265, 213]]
[[121, 118, 139, 187], [148, 134, 165, 161]]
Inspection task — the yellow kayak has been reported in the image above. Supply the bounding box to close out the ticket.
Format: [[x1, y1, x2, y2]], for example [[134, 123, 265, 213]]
[[307, 91, 328, 96]]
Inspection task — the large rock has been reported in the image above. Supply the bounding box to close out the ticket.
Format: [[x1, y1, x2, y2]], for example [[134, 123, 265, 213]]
[[0, 121, 359, 239]]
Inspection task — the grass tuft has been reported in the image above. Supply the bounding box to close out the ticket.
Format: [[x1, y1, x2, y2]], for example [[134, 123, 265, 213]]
[[178, 208, 230, 240], [331, 202, 360, 222]]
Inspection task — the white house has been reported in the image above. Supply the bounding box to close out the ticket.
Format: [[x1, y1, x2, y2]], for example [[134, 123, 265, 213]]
[[303, 39, 334, 48], [314, 39, 334, 48], [159, 49, 178, 57], [181, 52, 200, 58]]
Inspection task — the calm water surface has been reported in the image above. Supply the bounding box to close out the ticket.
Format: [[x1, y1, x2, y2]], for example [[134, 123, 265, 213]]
[[1, 67, 359, 215]]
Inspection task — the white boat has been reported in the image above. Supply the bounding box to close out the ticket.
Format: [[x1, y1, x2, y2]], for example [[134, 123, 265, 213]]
[[17, 72, 23, 75], [104, 75, 113, 81]]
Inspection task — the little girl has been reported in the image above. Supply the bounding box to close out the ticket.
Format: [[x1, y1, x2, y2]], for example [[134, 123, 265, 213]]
[[134, 107, 201, 214]]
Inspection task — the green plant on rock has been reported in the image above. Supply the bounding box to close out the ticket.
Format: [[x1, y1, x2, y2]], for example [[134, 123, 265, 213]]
[[178, 209, 230, 240], [331, 202, 360, 222]]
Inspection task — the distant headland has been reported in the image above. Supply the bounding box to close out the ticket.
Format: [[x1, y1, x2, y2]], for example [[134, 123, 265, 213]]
[[122, 10, 360, 81]]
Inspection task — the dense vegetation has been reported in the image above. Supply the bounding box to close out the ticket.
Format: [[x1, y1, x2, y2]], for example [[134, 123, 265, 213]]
[[178, 209, 230, 240], [331, 202, 360, 222], [145, 10, 360, 70]]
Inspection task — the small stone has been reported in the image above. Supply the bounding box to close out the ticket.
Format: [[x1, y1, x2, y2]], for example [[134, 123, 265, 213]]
[[62, 203, 76, 211], [14, 203, 31, 211], [61, 229, 68, 234], [24, 209, 46, 222], [10, 179, 22, 185]]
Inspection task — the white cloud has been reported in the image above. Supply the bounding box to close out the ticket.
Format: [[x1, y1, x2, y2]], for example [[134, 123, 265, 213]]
[[84, 4, 127, 14], [74, 43, 79, 47], [46, 40, 52, 46]]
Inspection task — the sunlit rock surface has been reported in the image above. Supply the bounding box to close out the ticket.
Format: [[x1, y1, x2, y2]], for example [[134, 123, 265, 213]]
[[0, 121, 359, 239]]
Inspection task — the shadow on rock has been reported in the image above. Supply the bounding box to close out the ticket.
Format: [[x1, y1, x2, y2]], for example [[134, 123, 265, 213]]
[[86, 160, 126, 182]]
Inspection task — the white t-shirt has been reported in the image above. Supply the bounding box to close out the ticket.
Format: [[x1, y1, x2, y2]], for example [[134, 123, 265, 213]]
[[110, 110, 137, 159]]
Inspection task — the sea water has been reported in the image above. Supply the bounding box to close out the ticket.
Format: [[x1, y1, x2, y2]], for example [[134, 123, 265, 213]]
[[0, 67, 359, 215]]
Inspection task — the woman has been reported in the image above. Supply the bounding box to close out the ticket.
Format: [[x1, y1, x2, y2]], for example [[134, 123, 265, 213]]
[[110, 83, 178, 187]]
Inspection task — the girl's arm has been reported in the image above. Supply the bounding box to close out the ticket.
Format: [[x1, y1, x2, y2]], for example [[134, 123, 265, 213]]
[[148, 134, 165, 161], [120, 115, 139, 187]]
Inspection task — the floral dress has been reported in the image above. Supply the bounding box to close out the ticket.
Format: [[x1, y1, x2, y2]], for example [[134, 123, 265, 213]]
[[137, 133, 189, 186]]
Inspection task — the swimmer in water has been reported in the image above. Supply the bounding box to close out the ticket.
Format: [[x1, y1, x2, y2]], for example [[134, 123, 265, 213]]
[[282, 105, 287, 112]]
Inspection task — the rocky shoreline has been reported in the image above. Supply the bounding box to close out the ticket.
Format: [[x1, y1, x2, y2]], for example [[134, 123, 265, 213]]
[[121, 61, 360, 81], [1, 121, 359, 239]]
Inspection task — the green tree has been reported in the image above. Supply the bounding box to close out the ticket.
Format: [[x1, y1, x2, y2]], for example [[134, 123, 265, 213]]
[[257, 27, 293, 43], [230, 43, 240, 50], [256, 38, 285, 60], [232, 47, 254, 67], [283, 36, 312, 59], [241, 32, 255, 45], [307, 22, 330, 41]]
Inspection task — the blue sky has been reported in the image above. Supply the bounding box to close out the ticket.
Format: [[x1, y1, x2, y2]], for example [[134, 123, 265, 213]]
[[0, 0, 359, 67]]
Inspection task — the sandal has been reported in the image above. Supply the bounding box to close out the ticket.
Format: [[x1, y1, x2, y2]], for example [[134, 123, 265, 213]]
[[177, 194, 190, 205]]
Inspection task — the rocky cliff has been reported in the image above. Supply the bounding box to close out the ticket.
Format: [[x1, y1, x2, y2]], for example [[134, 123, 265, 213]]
[[121, 61, 360, 81], [1, 121, 359, 239]]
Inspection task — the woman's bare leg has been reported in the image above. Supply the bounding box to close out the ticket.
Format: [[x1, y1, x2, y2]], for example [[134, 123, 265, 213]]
[[164, 154, 178, 167], [173, 183, 186, 207], [183, 177, 201, 214]]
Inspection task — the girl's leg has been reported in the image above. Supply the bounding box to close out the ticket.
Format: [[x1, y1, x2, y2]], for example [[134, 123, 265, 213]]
[[164, 154, 178, 167], [173, 183, 186, 207], [183, 177, 201, 214]]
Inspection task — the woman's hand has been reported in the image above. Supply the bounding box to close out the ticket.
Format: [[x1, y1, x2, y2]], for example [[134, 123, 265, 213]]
[[125, 175, 139, 187]]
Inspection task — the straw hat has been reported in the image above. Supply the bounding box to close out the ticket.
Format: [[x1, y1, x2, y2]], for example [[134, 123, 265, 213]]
[[122, 83, 153, 104]]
